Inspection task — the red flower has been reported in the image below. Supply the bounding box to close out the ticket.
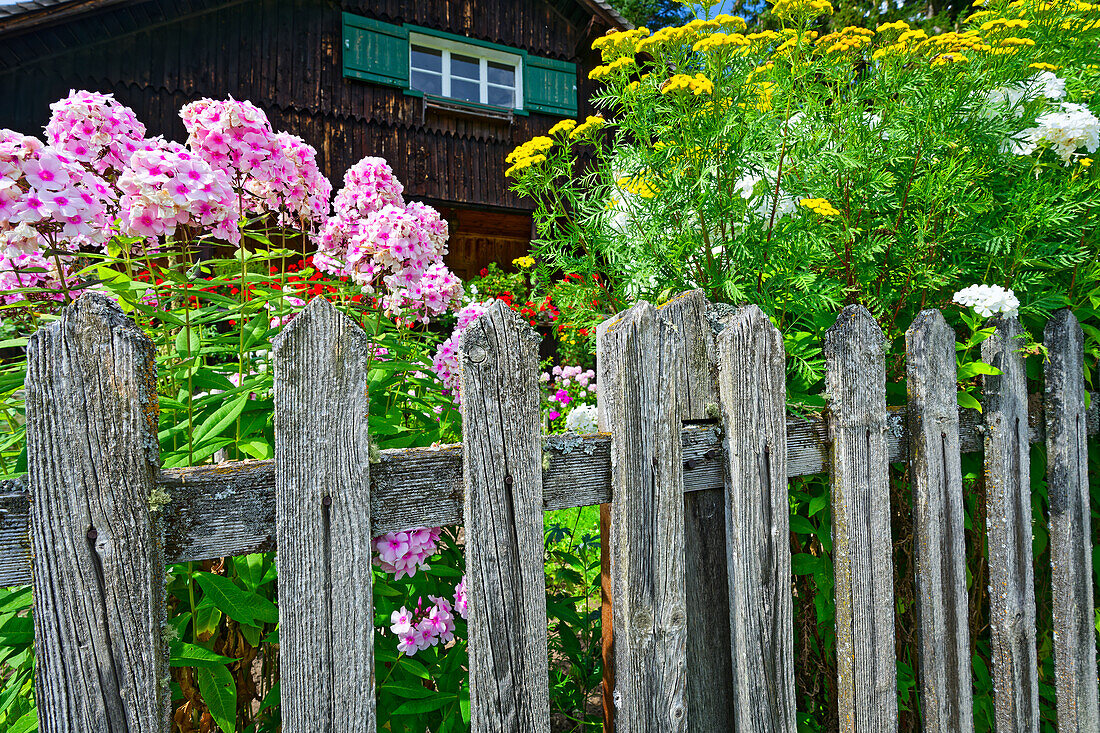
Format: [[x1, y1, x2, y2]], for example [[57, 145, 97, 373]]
[[480, 268, 488, 277]]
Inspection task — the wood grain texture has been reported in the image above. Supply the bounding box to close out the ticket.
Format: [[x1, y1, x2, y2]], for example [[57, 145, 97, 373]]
[[825, 305, 897, 733], [24, 293, 169, 732], [0, 395, 1094, 587], [658, 291, 734, 733], [1043, 310, 1099, 733], [981, 316, 1040, 733], [459, 301, 550, 732], [717, 305, 797, 733], [0, 479, 29, 588], [905, 309, 973, 732], [598, 302, 688, 731], [272, 297, 376, 733]]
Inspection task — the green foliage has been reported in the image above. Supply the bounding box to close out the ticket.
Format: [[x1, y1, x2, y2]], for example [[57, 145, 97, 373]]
[[508, 2, 1100, 728], [610, 0, 694, 27]]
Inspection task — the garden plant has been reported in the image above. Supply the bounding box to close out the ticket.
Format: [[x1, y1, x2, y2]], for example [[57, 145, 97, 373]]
[[0, 0, 1098, 728], [504, 0, 1100, 728], [0, 90, 601, 732]]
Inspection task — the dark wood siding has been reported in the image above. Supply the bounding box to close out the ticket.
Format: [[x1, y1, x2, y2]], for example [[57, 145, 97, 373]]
[[0, 0, 609, 213]]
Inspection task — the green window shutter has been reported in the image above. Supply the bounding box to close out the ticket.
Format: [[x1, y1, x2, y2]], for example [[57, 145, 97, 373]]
[[524, 56, 577, 117], [342, 13, 409, 87]]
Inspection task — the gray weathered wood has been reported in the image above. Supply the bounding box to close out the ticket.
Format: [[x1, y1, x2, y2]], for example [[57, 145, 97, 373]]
[[0, 394, 1094, 587], [272, 296, 376, 732], [459, 301, 550, 732], [906, 309, 973, 732], [659, 291, 734, 733], [825, 305, 897, 733], [717, 305, 797, 733], [598, 302, 688, 731], [24, 293, 168, 732], [1043, 309, 1099, 733], [981, 316, 1040, 733]]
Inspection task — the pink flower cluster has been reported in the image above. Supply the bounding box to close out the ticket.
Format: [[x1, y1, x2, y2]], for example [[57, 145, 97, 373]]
[[0, 128, 119, 304], [382, 262, 464, 323], [314, 157, 463, 323], [453, 575, 468, 620], [181, 98, 330, 225], [542, 365, 595, 421], [45, 90, 146, 176], [244, 132, 331, 226], [1, 131, 115, 246], [333, 156, 405, 219], [390, 595, 457, 656], [117, 139, 240, 244], [372, 527, 443, 580], [431, 299, 494, 403]]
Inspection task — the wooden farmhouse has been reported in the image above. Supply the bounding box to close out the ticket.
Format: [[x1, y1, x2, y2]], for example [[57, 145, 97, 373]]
[[0, 0, 630, 277]]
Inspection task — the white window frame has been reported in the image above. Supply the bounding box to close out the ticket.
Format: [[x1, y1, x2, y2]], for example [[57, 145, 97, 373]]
[[408, 32, 524, 110]]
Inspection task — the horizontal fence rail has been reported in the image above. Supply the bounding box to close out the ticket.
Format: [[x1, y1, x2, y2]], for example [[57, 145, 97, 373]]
[[8, 291, 1100, 733], [0, 395, 1097, 587]]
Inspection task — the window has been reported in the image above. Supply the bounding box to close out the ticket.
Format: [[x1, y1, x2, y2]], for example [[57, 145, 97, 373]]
[[341, 14, 578, 118], [409, 34, 523, 110]]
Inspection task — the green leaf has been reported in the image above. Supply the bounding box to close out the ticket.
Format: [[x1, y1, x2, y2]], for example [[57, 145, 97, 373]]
[[175, 327, 202, 358], [194, 606, 223, 639], [808, 494, 829, 516], [242, 311, 271, 350], [237, 439, 273, 460], [194, 572, 279, 626], [8, 708, 36, 733], [956, 360, 1002, 380], [196, 665, 237, 733], [791, 553, 827, 576], [957, 391, 983, 413], [789, 516, 816, 535], [397, 656, 431, 680], [391, 693, 456, 716], [170, 642, 240, 668], [384, 682, 435, 699], [191, 392, 251, 445]]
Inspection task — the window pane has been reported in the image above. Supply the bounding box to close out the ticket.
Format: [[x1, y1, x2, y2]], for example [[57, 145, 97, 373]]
[[451, 54, 480, 81], [411, 46, 442, 73], [450, 78, 480, 103], [411, 70, 443, 96], [487, 85, 513, 107], [488, 61, 515, 86]]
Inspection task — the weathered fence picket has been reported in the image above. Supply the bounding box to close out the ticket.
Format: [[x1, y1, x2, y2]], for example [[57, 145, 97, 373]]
[[717, 305, 797, 732], [9, 291, 1100, 733], [905, 309, 973, 733], [659, 290, 734, 733], [982, 316, 1041, 732], [825, 305, 897, 732], [25, 293, 169, 732], [598, 303, 688, 731], [1044, 310, 1100, 733], [272, 297, 377, 732], [459, 301, 551, 732]]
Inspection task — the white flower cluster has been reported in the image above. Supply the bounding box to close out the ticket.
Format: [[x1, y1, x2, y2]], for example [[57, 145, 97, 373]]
[[1014, 102, 1100, 163], [736, 169, 799, 221], [952, 284, 1020, 318], [986, 71, 1066, 116], [564, 403, 599, 434]]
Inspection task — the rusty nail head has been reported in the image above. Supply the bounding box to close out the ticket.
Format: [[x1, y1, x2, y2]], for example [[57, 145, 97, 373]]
[[704, 449, 717, 460], [684, 459, 698, 470], [322, 495, 332, 506], [504, 475, 513, 487], [87, 528, 98, 541]]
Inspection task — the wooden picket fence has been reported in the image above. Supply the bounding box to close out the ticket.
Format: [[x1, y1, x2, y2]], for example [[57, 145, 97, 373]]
[[0, 289, 1097, 732]]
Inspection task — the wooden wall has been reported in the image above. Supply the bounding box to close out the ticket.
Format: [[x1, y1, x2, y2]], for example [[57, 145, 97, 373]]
[[0, 0, 604, 214]]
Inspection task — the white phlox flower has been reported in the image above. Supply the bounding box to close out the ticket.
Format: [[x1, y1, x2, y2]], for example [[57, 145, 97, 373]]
[[952, 284, 1020, 318]]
